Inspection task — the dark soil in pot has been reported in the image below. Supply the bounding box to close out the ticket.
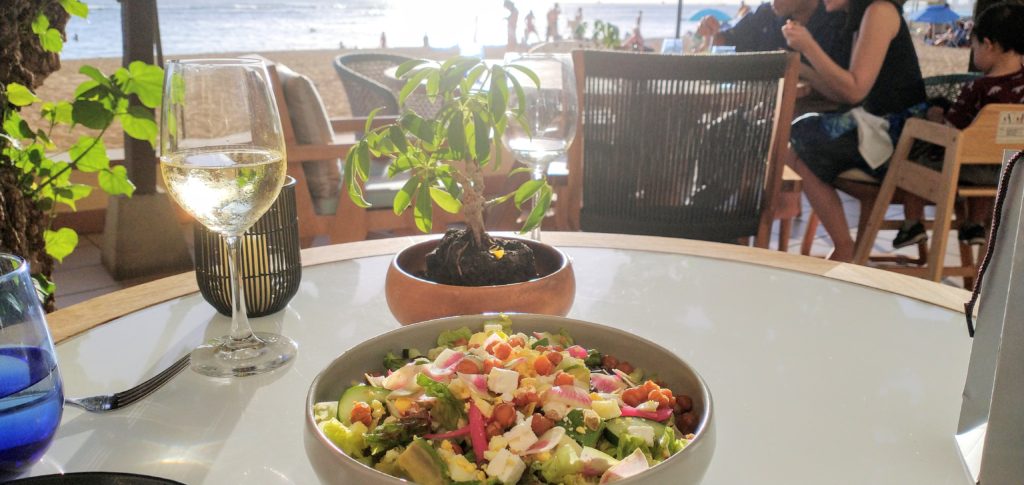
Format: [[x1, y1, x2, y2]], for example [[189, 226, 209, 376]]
[[424, 229, 537, 286]]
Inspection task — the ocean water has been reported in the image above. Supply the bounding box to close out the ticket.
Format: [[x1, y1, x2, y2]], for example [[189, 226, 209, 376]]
[[62, 0, 733, 59]]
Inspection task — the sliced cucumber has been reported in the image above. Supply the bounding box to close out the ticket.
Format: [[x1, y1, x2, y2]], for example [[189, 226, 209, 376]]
[[337, 384, 390, 424], [603, 417, 668, 446]]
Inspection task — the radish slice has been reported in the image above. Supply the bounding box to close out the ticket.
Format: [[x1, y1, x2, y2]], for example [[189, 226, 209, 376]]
[[365, 373, 386, 388], [599, 448, 650, 484], [591, 373, 625, 393], [567, 345, 588, 359], [458, 372, 489, 395], [523, 426, 566, 454], [383, 364, 421, 390], [434, 349, 465, 369], [422, 366, 454, 382], [612, 369, 638, 387], [545, 385, 593, 408], [503, 357, 527, 369], [424, 426, 471, 439], [619, 405, 673, 422], [469, 402, 487, 463]]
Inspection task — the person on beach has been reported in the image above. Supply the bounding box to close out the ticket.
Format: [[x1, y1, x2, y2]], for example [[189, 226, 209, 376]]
[[524, 10, 540, 44], [892, 2, 1024, 249], [569, 7, 585, 40], [546, 3, 562, 42], [783, 0, 926, 261], [696, 0, 847, 62], [505, 0, 519, 50], [380, 32, 387, 49]]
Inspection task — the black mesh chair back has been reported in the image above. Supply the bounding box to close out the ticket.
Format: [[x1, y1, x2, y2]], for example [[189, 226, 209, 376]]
[[924, 73, 982, 103], [571, 50, 798, 243], [334, 53, 440, 118]]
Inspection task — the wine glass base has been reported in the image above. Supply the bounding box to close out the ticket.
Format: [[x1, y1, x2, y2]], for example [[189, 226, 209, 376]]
[[190, 332, 297, 378]]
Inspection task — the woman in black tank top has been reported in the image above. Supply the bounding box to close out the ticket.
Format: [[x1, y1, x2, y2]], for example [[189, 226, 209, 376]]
[[781, 0, 926, 262]]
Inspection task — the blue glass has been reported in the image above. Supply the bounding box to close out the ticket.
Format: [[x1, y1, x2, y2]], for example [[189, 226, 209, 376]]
[[0, 254, 63, 480]]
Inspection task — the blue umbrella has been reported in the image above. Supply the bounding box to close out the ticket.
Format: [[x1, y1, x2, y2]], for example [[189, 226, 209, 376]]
[[913, 5, 960, 24], [689, 8, 731, 22]]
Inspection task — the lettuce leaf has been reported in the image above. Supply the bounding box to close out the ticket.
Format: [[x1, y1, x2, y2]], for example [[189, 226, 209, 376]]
[[437, 327, 473, 347], [416, 373, 465, 430], [364, 415, 431, 455]]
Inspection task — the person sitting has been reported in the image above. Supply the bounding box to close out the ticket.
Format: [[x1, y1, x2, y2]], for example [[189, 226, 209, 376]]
[[696, 0, 847, 64], [783, 0, 927, 262], [892, 2, 1024, 249]]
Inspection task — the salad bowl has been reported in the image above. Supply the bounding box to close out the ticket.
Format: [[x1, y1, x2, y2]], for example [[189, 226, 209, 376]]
[[304, 313, 715, 484]]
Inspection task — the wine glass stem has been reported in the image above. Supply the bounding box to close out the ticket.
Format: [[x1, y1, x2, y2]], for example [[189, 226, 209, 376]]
[[225, 235, 259, 348]]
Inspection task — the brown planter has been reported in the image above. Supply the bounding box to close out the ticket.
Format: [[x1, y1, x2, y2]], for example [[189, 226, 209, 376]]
[[385, 237, 575, 325]]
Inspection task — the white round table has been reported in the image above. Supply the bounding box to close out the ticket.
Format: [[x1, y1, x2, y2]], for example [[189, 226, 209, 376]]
[[29, 233, 975, 484]]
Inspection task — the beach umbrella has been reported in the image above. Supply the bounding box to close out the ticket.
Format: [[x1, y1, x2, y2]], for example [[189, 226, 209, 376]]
[[689, 8, 731, 22], [913, 5, 960, 24]]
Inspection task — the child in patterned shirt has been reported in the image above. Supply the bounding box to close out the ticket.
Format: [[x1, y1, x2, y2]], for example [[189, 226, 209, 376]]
[[893, 2, 1024, 249]]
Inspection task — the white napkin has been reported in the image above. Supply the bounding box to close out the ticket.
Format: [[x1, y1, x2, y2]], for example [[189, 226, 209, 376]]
[[849, 107, 893, 169]]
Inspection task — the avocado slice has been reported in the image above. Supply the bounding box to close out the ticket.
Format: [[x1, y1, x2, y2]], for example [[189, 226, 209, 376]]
[[396, 439, 448, 485]]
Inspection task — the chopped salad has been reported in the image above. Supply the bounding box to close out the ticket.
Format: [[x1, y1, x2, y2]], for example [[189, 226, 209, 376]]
[[312, 316, 700, 485]]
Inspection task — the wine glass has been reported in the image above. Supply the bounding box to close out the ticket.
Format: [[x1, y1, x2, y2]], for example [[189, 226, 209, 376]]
[[160, 58, 296, 377], [0, 254, 63, 479], [502, 54, 578, 240]]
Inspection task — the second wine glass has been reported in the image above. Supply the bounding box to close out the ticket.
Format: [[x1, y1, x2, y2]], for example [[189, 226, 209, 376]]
[[502, 54, 578, 240], [160, 58, 296, 378]]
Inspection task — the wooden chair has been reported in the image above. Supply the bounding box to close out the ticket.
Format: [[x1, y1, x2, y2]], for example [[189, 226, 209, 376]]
[[565, 50, 800, 247], [852, 103, 1024, 282], [261, 59, 457, 246]]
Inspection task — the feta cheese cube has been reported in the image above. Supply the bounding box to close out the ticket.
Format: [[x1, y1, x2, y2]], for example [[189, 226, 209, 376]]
[[627, 425, 655, 447], [488, 367, 519, 401], [485, 448, 526, 484], [503, 420, 539, 453]]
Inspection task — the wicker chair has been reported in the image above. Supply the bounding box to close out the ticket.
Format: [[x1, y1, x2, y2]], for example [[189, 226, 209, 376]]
[[565, 50, 800, 246], [333, 53, 440, 118]]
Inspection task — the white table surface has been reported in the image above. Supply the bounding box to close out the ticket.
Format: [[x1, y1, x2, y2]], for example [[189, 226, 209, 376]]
[[26, 234, 975, 484]]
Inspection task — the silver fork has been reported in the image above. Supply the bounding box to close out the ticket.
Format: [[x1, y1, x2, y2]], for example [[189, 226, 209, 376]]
[[65, 353, 191, 412]]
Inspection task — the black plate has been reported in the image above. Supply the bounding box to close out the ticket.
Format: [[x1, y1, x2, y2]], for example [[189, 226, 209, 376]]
[[8, 472, 186, 485]]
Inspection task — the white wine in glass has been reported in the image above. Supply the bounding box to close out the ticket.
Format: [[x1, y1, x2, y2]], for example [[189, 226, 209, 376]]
[[502, 54, 578, 240], [160, 58, 296, 378]]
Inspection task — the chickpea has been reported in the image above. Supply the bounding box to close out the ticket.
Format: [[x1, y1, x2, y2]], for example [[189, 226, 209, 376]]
[[677, 395, 693, 413], [677, 412, 698, 434], [545, 351, 564, 366], [508, 336, 526, 348], [601, 355, 619, 370], [493, 403, 516, 428], [616, 361, 635, 374], [531, 413, 555, 436], [349, 401, 372, 427]]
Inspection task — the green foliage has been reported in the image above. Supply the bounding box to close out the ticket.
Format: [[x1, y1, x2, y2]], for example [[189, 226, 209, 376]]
[[592, 20, 622, 49], [345, 57, 554, 237], [0, 3, 164, 300]]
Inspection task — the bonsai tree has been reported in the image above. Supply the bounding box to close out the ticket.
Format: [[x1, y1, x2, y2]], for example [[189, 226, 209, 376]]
[[345, 57, 553, 287], [1, 0, 162, 308]]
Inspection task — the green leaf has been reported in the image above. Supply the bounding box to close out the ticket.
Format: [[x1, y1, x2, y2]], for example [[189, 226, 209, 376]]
[[73, 80, 103, 99], [31, 13, 49, 34], [398, 68, 433, 108], [39, 29, 64, 53], [3, 111, 34, 139], [413, 185, 433, 233], [120, 105, 158, 146], [395, 59, 429, 79], [508, 73, 528, 117], [71, 99, 114, 129], [429, 186, 462, 214], [59, 0, 89, 17], [521, 183, 553, 234], [508, 166, 533, 176], [415, 374, 465, 430], [6, 83, 39, 107], [98, 165, 135, 197], [393, 176, 419, 215], [54, 183, 93, 210], [364, 106, 384, 134], [44, 228, 79, 263], [78, 65, 111, 87], [488, 66, 509, 122], [514, 179, 545, 208], [446, 110, 467, 157], [53, 101, 74, 125], [69, 136, 109, 172], [120, 62, 164, 108], [32, 273, 55, 306], [344, 144, 370, 208], [507, 64, 541, 89], [399, 113, 436, 144], [387, 125, 408, 154], [472, 111, 491, 163], [356, 143, 371, 181]]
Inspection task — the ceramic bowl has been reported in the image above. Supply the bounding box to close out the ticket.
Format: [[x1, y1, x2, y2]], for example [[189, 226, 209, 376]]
[[384, 237, 576, 325], [304, 313, 715, 485]]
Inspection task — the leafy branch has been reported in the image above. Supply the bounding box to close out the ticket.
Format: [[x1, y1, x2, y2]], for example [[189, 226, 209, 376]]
[[344, 57, 552, 247]]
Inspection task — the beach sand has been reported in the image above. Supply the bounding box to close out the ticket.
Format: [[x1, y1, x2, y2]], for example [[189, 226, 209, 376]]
[[28, 41, 971, 151]]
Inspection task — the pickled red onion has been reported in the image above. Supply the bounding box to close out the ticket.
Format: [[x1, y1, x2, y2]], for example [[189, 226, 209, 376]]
[[469, 402, 486, 463], [567, 345, 588, 359], [619, 405, 673, 421], [545, 385, 592, 407], [591, 373, 625, 393]]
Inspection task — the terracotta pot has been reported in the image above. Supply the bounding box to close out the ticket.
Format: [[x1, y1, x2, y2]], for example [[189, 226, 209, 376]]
[[385, 237, 575, 325]]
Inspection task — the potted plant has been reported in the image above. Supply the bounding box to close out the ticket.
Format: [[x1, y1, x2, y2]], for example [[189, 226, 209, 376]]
[[345, 57, 575, 324], [1, 0, 161, 309]]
